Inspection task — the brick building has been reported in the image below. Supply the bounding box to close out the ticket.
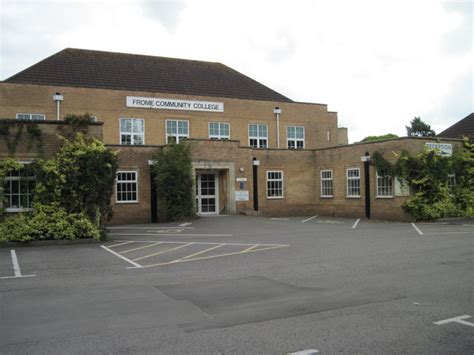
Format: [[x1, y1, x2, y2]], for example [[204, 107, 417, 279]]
[[0, 48, 461, 223]]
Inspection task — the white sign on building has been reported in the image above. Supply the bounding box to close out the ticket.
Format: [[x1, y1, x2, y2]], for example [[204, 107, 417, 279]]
[[235, 190, 249, 201], [425, 143, 453, 157], [126, 96, 224, 112]]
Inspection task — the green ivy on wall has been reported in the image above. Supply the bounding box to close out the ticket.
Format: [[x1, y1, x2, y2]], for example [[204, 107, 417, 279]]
[[0, 121, 43, 156]]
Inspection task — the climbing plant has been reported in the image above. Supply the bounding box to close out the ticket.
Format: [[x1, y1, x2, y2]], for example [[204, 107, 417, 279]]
[[152, 142, 195, 222], [0, 121, 43, 155]]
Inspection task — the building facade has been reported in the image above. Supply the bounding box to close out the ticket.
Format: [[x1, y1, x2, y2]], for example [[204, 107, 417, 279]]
[[0, 49, 461, 223]]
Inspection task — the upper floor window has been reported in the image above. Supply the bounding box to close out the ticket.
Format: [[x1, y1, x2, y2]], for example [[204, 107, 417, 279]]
[[320, 170, 333, 197], [16, 113, 45, 121], [166, 119, 189, 143], [249, 124, 268, 148], [120, 118, 144, 145], [116, 171, 138, 203], [266, 171, 284, 199], [3, 165, 35, 212], [376, 170, 393, 197], [346, 168, 360, 197], [287, 126, 305, 149], [209, 122, 230, 140]]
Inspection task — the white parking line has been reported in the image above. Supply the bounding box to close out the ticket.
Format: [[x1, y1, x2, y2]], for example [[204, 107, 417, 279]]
[[132, 243, 194, 261], [179, 222, 193, 227], [108, 241, 135, 248], [411, 223, 424, 235], [107, 226, 194, 230], [108, 233, 233, 237], [100, 245, 143, 268], [301, 215, 318, 223], [120, 242, 162, 254], [287, 348, 319, 354], [178, 244, 225, 260], [434, 315, 474, 327], [0, 250, 36, 279], [352, 218, 360, 229]]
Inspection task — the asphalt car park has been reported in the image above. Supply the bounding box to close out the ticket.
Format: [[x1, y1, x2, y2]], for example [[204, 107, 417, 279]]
[[1, 215, 473, 354]]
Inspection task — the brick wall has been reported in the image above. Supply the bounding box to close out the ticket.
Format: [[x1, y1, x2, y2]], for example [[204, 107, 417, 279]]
[[0, 82, 348, 150]]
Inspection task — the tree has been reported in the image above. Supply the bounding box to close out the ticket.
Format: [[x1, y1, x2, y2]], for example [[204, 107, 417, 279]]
[[406, 117, 436, 137], [359, 134, 398, 143]]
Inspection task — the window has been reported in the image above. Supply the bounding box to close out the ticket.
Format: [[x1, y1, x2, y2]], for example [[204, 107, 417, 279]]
[[116, 171, 138, 203], [249, 124, 268, 148], [166, 119, 189, 143], [3, 165, 35, 212], [209, 122, 230, 140], [287, 126, 305, 149], [120, 118, 144, 145], [376, 170, 393, 197], [346, 168, 360, 197], [320, 170, 333, 197], [16, 113, 45, 120], [447, 173, 456, 191], [90, 115, 97, 122], [266, 171, 283, 198]]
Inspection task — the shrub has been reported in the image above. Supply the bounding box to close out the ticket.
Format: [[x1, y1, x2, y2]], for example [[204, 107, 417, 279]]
[[0, 204, 100, 243]]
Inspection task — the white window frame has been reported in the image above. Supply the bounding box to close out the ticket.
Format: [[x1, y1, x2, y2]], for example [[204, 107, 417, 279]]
[[447, 173, 456, 191], [16, 113, 46, 121], [3, 161, 35, 212], [287, 126, 305, 149], [120, 118, 145, 145], [266, 170, 284, 199], [248, 124, 268, 148], [320, 169, 333, 198], [208, 122, 230, 140], [346, 168, 361, 198], [116, 171, 139, 203], [376, 170, 393, 198], [166, 119, 189, 143]]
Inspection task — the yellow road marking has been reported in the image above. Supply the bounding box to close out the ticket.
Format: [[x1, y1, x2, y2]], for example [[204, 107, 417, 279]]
[[120, 242, 162, 254], [141, 244, 289, 268], [178, 243, 225, 260], [241, 244, 259, 253], [108, 241, 134, 248], [132, 243, 194, 261]]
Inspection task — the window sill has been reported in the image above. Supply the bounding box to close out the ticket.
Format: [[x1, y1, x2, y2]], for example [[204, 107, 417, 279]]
[[116, 201, 139, 204], [267, 196, 284, 200], [376, 196, 394, 199], [346, 196, 361, 199], [5, 208, 33, 213], [320, 196, 334, 199]]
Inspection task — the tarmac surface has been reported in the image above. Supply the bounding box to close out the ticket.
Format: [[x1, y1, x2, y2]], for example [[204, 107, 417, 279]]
[[1, 215, 473, 354]]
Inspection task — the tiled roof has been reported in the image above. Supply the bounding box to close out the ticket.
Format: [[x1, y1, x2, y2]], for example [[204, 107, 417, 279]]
[[438, 113, 474, 138], [4, 48, 292, 103]]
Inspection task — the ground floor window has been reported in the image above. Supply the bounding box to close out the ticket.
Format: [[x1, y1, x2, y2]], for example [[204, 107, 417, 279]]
[[116, 171, 138, 203], [166, 119, 189, 143], [3, 165, 35, 212], [267, 171, 283, 198], [346, 168, 360, 197], [209, 122, 230, 140], [376, 170, 393, 197], [320, 170, 333, 197], [447, 173, 456, 191], [249, 124, 268, 148]]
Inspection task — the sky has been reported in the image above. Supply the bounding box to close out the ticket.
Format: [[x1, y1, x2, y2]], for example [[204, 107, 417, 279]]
[[0, 0, 472, 143]]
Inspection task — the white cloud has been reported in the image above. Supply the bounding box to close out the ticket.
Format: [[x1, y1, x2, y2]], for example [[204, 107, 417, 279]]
[[1, 0, 472, 142]]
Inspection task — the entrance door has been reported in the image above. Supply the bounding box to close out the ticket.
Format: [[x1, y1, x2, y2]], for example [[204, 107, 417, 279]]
[[196, 172, 219, 215]]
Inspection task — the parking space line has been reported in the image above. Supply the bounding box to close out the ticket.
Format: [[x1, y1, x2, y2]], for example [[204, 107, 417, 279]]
[[120, 242, 162, 254], [411, 223, 424, 235], [132, 243, 194, 261], [107, 226, 193, 230], [136, 244, 289, 268], [108, 241, 135, 248], [425, 232, 473, 235], [100, 245, 143, 268], [0, 250, 36, 279], [120, 240, 288, 247], [301, 215, 318, 223], [178, 243, 225, 260], [242, 244, 259, 252], [109, 233, 233, 237], [352, 218, 360, 229]]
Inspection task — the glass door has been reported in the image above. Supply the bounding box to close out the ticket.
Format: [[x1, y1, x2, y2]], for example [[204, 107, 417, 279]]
[[196, 172, 219, 215]]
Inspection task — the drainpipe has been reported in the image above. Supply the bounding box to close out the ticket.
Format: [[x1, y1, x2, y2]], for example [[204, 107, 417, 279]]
[[273, 107, 282, 149], [53, 93, 64, 120]]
